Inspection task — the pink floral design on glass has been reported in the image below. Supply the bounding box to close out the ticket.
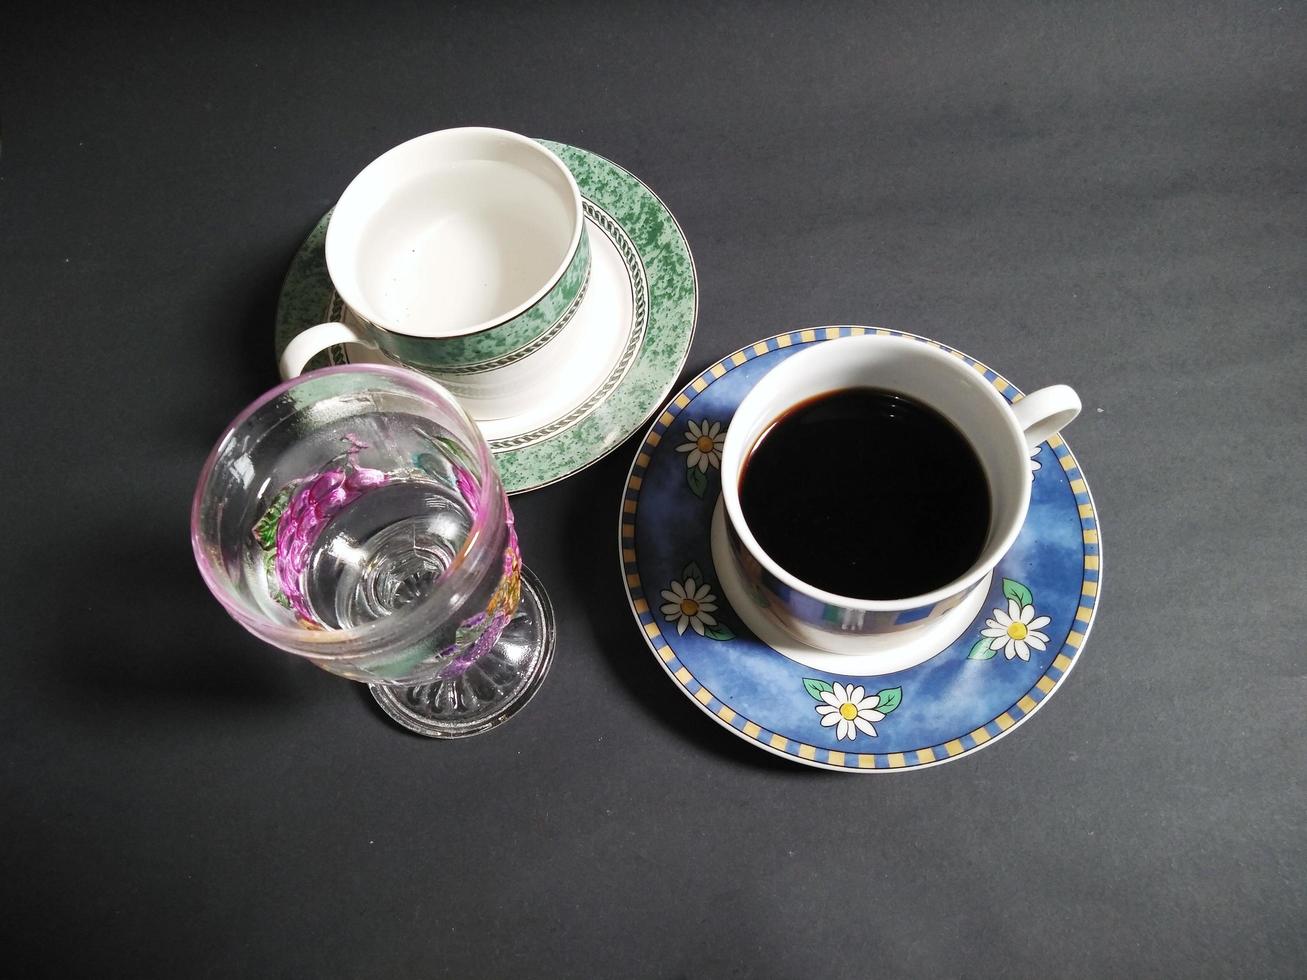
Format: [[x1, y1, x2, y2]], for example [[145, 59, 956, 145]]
[[273, 457, 390, 623]]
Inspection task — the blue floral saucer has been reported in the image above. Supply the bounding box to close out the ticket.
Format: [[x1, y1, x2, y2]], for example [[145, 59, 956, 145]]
[[620, 327, 1102, 772]]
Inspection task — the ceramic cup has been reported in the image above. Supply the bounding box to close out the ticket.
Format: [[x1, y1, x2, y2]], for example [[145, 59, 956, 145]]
[[278, 127, 590, 421], [719, 334, 1081, 651]]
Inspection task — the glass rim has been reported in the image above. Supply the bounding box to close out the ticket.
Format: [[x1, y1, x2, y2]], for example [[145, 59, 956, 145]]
[[190, 363, 504, 659]]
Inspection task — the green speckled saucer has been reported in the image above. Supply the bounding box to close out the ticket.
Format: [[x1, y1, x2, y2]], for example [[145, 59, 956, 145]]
[[275, 140, 698, 494]]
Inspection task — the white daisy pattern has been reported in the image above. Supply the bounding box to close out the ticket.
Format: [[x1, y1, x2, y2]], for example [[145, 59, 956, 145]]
[[1029, 444, 1043, 478], [981, 598, 1052, 661], [815, 683, 886, 741], [660, 576, 720, 636], [676, 419, 725, 472]]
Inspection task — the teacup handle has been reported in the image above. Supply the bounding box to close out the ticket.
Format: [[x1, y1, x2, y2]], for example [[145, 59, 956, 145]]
[[278, 321, 377, 379], [1012, 384, 1082, 449]]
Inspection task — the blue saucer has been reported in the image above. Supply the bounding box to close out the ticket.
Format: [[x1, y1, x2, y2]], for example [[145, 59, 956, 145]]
[[620, 327, 1102, 772]]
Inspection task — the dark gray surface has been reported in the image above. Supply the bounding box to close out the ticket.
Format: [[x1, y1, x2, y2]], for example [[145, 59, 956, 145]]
[[2, 2, 1304, 976]]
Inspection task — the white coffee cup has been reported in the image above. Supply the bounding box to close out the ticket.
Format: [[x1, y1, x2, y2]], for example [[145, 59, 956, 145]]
[[278, 128, 590, 421], [718, 334, 1081, 652]]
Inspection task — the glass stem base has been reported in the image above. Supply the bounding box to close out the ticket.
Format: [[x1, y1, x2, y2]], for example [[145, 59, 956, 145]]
[[369, 564, 556, 738]]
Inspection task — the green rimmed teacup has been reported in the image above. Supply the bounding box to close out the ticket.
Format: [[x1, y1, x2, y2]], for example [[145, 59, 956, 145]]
[[278, 128, 591, 420]]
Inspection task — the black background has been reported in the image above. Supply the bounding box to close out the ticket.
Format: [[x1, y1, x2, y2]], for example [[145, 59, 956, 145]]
[[3, 2, 1304, 976]]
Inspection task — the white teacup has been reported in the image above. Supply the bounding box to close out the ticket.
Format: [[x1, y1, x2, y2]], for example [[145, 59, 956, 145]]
[[718, 334, 1081, 653], [278, 128, 590, 421]]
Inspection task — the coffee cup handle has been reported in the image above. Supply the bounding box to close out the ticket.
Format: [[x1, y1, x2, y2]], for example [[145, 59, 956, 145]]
[[1012, 384, 1082, 449], [278, 321, 377, 380]]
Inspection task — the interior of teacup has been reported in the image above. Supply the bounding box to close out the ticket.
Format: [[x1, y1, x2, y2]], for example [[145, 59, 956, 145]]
[[326, 128, 582, 339], [720, 335, 1033, 609]]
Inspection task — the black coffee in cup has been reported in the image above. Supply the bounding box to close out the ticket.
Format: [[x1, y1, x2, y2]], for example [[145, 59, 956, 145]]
[[738, 387, 991, 601]]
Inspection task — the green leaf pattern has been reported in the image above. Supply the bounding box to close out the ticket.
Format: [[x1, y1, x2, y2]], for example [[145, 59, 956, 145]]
[[252, 487, 291, 552], [875, 687, 903, 714], [803, 678, 835, 700], [1002, 578, 1033, 608], [686, 465, 708, 498], [253, 486, 294, 609]]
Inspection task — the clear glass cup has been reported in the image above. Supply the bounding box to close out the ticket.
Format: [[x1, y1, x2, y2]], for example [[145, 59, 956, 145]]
[[191, 365, 554, 737]]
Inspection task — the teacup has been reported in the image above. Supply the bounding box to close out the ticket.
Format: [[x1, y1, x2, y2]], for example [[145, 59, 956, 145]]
[[278, 127, 590, 421], [718, 334, 1081, 652]]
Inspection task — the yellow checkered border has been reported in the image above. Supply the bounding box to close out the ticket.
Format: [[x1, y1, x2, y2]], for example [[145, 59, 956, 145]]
[[620, 327, 1101, 772]]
